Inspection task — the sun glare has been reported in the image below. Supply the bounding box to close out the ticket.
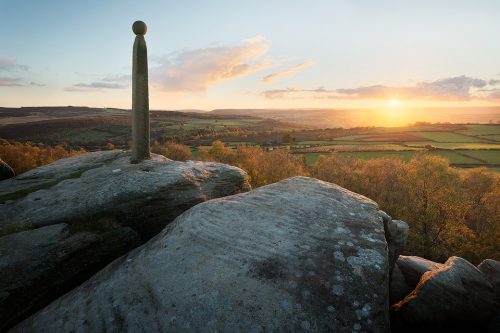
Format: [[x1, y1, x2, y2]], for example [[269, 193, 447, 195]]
[[390, 99, 401, 106]]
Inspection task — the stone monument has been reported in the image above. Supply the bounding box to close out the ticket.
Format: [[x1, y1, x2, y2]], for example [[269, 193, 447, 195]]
[[131, 20, 150, 162]]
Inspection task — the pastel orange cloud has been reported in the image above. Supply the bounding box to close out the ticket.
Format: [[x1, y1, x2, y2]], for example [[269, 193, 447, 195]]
[[151, 36, 272, 91], [261, 60, 315, 83]]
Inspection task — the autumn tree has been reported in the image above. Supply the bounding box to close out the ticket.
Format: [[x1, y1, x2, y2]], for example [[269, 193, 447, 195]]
[[0, 139, 85, 175], [151, 142, 192, 161]]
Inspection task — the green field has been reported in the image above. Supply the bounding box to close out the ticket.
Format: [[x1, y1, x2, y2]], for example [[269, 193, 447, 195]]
[[457, 150, 500, 164], [163, 118, 263, 131], [428, 151, 481, 164], [336, 151, 417, 161], [296, 144, 420, 153], [411, 131, 484, 142], [301, 152, 331, 164], [477, 135, 500, 142], [295, 140, 338, 145], [225, 141, 257, 146], [405, 142, 500, 149], [295, 140, 393, 146], [456, 124, 500, 136]]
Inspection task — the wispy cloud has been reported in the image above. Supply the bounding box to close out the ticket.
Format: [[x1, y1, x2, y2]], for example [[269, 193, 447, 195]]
[[64, 76, 129, 92], [261, 87, 331, 99], [0, 57, 28, 72], [151, 36, 272, 91], [0, 77, 23, 87], [262, 76, 500, 101], [102, 74, 131, 83], [30, 81, 46, 87], [64, 82, 127, 92], [262, 60, 315, 83]]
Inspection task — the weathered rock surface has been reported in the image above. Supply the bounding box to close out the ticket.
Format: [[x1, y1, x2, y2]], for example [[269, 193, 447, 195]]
[[390, 264, 412, 305], [0, 158, 14, 181], [479, 259, 500, 332], [0, 150, 250, 331], [478, 259, 500, 301], [0, 150, 251, 239], [0, 150, 123, 200], [392, 256, 497, 332], [13, 177, 402, 333], [381, 215, 409, 277], [0, 223, 140, 331], [396, 255, 443, 290]]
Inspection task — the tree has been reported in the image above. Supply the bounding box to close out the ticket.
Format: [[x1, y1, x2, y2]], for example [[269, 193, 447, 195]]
[[151, 142, 192, 161]]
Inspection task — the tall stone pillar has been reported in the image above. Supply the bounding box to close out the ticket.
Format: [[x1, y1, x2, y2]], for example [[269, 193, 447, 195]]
[[131, 20, 150, 163]]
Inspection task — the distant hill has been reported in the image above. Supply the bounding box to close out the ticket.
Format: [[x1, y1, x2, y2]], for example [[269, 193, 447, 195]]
[[210, 107, 500, 128]]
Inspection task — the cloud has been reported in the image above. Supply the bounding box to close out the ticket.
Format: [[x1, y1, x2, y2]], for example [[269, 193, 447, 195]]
[[0, 57, 28, 72], [64, 81, 127, 92], [262, 60, 315, 83], [262, 75, 500, 101], [64, 75, 129, 92], [261, 87, 332, 99], [30, 81, 46, 87], [151, 36, 272, 91], [102, 74, 131, 83], [486, 89, 500, 99], [0, 77, 23, 87]]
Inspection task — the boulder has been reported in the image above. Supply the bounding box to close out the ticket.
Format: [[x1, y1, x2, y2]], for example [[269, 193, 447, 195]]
[[0, 150, 250, 330], [380, 215, 408, 277], [0, 150, 251, 240], [390, 264, 412, 305], [0, 158, 14, 181], [479, 259, 500, 332], [12, 177, 402, 332], [392, 256, 497, 332], [0, 223, 140, 331], [478, 259, 500, 301], [397, 255, 443, 290]]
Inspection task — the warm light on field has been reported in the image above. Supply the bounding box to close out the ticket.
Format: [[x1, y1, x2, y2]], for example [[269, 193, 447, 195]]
[[372, 99, 406, 126]]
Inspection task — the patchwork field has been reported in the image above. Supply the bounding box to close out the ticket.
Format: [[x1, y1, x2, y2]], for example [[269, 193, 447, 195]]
[[290, 124, 500, 170]]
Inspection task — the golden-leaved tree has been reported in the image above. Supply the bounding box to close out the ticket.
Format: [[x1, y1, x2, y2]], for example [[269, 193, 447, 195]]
[[0, 139, 86, 175], [198, 141, 307, 187], [310, 153, 499, 263]]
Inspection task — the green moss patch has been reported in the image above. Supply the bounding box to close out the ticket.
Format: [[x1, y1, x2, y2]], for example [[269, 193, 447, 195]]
[[0, 168, 92, 204]]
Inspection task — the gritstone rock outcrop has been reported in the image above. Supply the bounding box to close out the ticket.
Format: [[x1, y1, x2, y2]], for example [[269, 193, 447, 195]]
[[0, 150, 250, 331], [12, 177, 408, 333]]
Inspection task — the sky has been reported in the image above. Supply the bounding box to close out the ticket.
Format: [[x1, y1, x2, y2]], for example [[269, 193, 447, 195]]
[[1, 0, 500, 110]]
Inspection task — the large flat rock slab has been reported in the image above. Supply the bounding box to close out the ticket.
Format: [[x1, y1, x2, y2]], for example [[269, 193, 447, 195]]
[[0, 150, 251, 239], [13, 177, 397, 332], [0, 150, 124, 200]]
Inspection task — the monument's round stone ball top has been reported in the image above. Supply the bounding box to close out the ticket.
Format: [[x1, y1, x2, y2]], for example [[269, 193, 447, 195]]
[[132, 21, 147, 35]]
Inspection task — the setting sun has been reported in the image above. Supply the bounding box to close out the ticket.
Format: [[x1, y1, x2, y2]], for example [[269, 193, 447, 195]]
[[390, 99, 401, 106]]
